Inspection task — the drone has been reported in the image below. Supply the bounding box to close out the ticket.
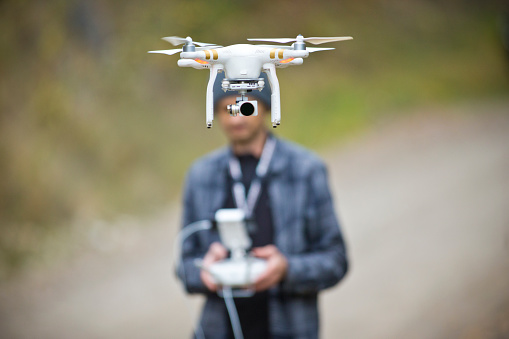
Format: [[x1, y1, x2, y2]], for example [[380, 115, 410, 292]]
[[149, 35, 352, 128]]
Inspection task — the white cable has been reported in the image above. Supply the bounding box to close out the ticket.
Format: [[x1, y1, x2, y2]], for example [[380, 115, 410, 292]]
[[222, 286, 244, 339], [175, 220, 247, 339], [173, 220, 213, 339]]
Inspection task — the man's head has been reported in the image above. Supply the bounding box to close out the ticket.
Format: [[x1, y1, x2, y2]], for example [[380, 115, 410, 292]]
[[215, 95, 269, 145], [214, 73, 271, 146]]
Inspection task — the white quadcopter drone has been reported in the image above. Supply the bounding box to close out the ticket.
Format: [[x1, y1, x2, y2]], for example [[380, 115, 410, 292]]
[[149, 34, 352, 128]]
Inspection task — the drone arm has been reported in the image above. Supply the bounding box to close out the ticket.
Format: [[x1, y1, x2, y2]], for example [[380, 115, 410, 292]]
[[206, 64, 223, 128], [263, 63, 280, 127]]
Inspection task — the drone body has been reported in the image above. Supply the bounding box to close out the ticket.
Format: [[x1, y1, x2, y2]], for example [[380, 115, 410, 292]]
[[149, 35, 352, 128]]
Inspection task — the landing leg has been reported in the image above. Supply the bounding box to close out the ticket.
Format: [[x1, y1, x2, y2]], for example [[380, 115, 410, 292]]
[[263, 64, 281, 127]]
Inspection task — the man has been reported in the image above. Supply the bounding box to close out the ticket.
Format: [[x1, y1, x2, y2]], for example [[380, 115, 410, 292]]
[[178, 72, 348, 339]]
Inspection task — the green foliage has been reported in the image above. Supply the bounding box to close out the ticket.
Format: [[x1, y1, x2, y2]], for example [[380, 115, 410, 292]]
[[0, 0, 508, 275]]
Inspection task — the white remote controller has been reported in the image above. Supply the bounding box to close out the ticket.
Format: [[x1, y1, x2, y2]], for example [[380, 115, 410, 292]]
[[206, 209, 267, 287], [209, 258, 266, 287]]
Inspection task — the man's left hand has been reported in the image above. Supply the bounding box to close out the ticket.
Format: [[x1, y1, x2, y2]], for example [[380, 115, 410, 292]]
[[251, 245, 288, 292]]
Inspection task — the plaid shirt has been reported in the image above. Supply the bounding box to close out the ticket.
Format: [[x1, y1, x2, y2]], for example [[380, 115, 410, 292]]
[[179, 137, 348, 339]]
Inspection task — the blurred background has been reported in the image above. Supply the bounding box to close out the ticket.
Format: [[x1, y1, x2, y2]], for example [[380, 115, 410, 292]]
[[0, 0, 508, 338]]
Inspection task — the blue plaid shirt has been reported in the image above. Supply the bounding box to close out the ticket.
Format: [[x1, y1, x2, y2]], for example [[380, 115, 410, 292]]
[[179, 137, 348, 339]]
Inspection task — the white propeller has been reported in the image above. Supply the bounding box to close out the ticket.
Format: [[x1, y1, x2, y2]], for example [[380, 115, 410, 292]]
[[148, 49, 182, 56], [162, 36, 218, 47], [148, 45, 222, 56], [248, 35, 352, 45], [306, 47, 335, 53], [254, 45, 335, 53], [255, 45, 294, 49]]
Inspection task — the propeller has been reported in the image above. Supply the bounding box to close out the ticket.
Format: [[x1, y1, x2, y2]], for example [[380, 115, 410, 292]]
[[148, 49, 182, 56], [248, 35, 352, 45], [255, 45, 294, 49], [306, 47, 335, 53], [256, 45, 336, 52], [162, 36, 218, 47], [148, 45, 222, 56]]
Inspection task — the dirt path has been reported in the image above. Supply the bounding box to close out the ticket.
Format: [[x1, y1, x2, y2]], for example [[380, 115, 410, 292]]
[[321, 100, 509, 338], [1, 100, 508, 339]]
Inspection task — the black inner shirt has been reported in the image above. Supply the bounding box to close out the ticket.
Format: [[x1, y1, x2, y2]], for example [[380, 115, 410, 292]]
[[222, 153, 274, 339]]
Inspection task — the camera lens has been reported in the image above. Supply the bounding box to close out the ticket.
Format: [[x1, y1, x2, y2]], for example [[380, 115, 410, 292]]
[[239, 102, 255, 116], [227, 104, 239, 116]]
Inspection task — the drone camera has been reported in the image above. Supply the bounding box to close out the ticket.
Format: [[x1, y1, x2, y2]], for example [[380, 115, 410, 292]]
[[227, 100, 258, 117]]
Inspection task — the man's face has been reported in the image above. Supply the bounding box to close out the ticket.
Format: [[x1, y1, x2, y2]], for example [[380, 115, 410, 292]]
[[215, 96, 268, 144]]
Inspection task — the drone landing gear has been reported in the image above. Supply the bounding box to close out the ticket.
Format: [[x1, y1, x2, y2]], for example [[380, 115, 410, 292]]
[[262, 65, 281, 130]]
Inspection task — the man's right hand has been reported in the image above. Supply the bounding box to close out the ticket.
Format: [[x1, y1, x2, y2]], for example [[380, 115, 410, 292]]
[[200, 242, 228, 292]]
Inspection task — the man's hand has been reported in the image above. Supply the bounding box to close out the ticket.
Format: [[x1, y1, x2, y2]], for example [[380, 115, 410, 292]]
[[251, 245, 288, 292], [200, 242, 228, 292]]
